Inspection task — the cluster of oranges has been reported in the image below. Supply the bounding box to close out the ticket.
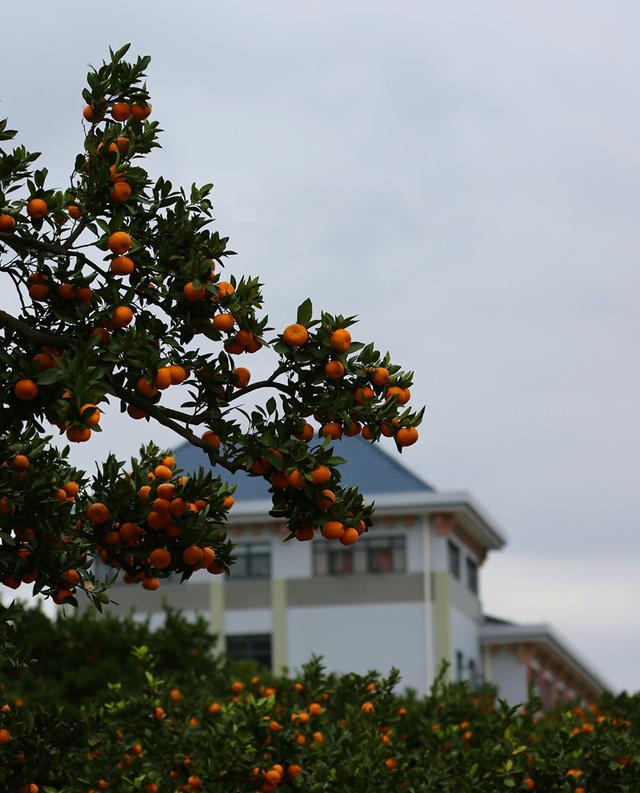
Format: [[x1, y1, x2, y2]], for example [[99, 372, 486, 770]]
[[281, 322, 419, 449], [89, 456, 231, 590]]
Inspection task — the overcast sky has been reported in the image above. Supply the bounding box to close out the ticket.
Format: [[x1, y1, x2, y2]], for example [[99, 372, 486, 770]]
[[3, 2, 639, 690]]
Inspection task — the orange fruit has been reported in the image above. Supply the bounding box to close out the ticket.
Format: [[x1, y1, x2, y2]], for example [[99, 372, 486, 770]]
[[183, 281, 206, 301], [324, 360, 344, 379], [157, 482, 176, 499], [386, 385, 409, 404], [340, 527, 359, 545], [322, 521, 345, 540], [200, 547, 216, 568], [311, 465, 331, 484], [370, 367, 389, 386], [233, 367, 250, 388], [28, 283, 50, 301], [119, 522, 141, 544], [215, 281, 234, 299], [354, 386, 375, 406], [182, 545, 203, 566], [87, 503, 110, 525], [66, 426, 92, 442], [109, 164, 128, 183], [287, 469, 306, 489], [223, 495, 235, 509], [110, 181, 132, 203], [136, 377, 158, 397], [295, 526, 315, 541], [111, 137, 129, 154], [288, 764, 302, 779], [361, 425, 375, 440], [149, 548, 172, 569], [213, 313, 235, 332], [344, 421, 362, 437], [56, 283, 76, 301], [154, 367, 172, 390], [282, 323, 309, 347], [63, 481, 80, 497], [142, 576, 160, 591], [0, 214, 16, 232], [67, 205, 82, 220], [108, 231, 132, 254], [329, 328, 351, 352], [14, 379, 38, 400], [27, 198, 48, 219], [12, 455, 29, 472], [169, 365, 187, 385], [90, 327, 110, 346], [76, 286, 92, 303], [131, 102, 152, 120], [316, 489, 336, 510], [169, 498, 188, 517], [0, 728, 10, 743], [202, 430, 221, 449], [396, 427, 419, 447], [112, 306, 133, 328], [321, 422, 342, 440], [162, 455, 176, 468], [361, 701, 375, 714], [154, 464, 173, 481], [111, 102, 131, 121], [80, 403, 100, 426], [127, 405, 147, 419]]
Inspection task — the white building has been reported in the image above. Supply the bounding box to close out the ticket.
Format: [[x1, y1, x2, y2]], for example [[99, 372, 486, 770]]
[[104, 436, 605, 702]]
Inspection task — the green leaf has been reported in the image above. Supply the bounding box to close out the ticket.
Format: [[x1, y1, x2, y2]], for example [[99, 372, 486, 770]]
[[296, 298, 313, 327]]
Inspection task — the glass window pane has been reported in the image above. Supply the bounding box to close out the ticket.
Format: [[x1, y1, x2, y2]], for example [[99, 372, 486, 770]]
[[369, 547, 393, 573], [353, 545, 367, 574], [448, 541, 460, 578], [233, 553, 248, 579], [249, 552, 270, 578], [392, 542, 406, 573], [329, 549, 352, 575], [314, 547, 328, 576]]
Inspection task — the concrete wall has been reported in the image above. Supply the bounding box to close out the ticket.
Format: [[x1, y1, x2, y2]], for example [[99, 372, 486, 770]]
[[286, 601, 427, 693], [487, 647, 528, 705]]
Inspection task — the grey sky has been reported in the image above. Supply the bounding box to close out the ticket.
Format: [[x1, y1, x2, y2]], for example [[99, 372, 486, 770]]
[[3, 2, 639, 689]]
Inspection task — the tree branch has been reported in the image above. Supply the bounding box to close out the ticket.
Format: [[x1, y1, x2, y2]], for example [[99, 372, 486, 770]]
[[0, 309, 74, 348], [105, 374, 240, 474]]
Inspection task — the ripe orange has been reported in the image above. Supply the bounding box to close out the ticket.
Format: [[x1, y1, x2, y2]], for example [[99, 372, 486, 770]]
[[109, 137, 129, 154], [154, 464, 173, 481], [14, 379, 38, 401], [162, 455, 176, 468], [183, 545, 204, 566], [329, 328, 351, 352], [370, 367, 389, 386], [119, 522, 141, 544], [0, 728, 10, 743], [213, 313, 235, 332], [344, 421, 362, 437], [128, 405, 147, 420], [109, 164, 128, 183], [149, 548, 172, 569], [223, 495, 235, 509], [340, 527, 359, 545], [142, 576, 160, 591], [169, 365, 187, 385], [233, 367, 250, 388], [311, 465, 331, 484], [108, 231, 132, 254], [386, 385, 409, 404], [282, 323, 309, 347], [322, 521, 345, 540], [76, 286, 92, 303], [202, 430, 221, 449], [56, 283, 76, 301], [112, 306, 134, 328], [361, 425, 375, 440], [316, 489, 336, 510], [110, 256, 135, 276], [87, 503, 110, 525], [67, 426, 92, 443], [110, 181, 132, 203], [131, 102, 152, 120], [200, 547, 216, 568], [27, 198, 48, 219], [0, 214, 16, 232], [111, 102, 131, 121], [354, 386, 375, 406], [12, 455, 30, 472], [28, 283, 50, 301], [80, 403, 101, 426], [294, 422, 314, 441], [295, 526, 315, 541], [324, 360, 344, 379], [396, 427, 419, 447], [67, 205, 82, 220], [157, 482, 176, 499], [361, 701, 375, 714], [287, 764, 302, 779], [215, 281, 234, 299], [90, 327, 110, 346], [154, 367, 172, 389], [321, 422, 342, 440], [63, 481, 80, 497], [287, 469, 306, 489], [183, 281, 206, 301], [523, 780, 536, 791], [136, 377, 158, 397]]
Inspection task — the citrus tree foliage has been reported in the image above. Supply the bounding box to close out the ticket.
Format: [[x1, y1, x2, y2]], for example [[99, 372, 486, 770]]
[[1, 605, 639, 793], [0, 45, 423, 607]]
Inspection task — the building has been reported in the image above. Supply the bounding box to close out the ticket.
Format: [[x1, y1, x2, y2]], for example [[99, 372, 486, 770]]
[[102, 435, 606, 702]]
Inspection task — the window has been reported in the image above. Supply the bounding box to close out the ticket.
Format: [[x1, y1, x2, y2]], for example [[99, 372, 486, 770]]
[[313, 535, 406, 576], [456, 650, 464, 681], [233, 543, 270, 579], [466, 557, 479, 594], [226, 634, 272, 668], [468, 658, 478, 688], [448, 540, 460, 579]]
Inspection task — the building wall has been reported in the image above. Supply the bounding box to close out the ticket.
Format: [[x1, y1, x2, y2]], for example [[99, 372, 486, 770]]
[[486, 646, 528, 704], [286, 601, 427, 692]]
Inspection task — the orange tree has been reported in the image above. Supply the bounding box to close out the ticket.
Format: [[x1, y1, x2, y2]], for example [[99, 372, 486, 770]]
[[0, 44, 422, 609]]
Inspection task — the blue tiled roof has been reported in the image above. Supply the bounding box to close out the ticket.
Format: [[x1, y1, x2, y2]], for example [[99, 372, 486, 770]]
[[173, 435, 433, 501]]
